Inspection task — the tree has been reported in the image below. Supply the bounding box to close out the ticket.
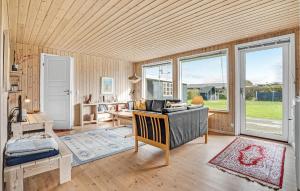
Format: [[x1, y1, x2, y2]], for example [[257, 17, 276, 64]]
[[187, 89, 200, 100], [245, 80, 253, 86]]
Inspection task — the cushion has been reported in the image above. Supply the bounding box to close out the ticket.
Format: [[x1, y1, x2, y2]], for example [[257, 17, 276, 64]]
[[170, 103, 187, 108], [165, 99, 181, 108], [162, 106, 187, 114], [166, 99, 181, 103], [127, 101, 134, 110], [187, 104, 204, 110], [134, 100, 146, 110], [6, 149, 59, 166], [151, 100, 166, 112], [5, 134, 58, 157], [145, 100, 153, 111]]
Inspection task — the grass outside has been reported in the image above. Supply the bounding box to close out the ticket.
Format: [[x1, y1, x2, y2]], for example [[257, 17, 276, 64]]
[[188, 99, 282, 120]]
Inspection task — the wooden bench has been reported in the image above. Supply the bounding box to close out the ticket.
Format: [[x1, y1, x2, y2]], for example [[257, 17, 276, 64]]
[[4, 113, 72, 191]]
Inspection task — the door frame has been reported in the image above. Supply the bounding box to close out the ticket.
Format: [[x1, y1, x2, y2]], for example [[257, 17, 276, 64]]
[[235, 34, 295, 143], [40, 53, 75, 128]]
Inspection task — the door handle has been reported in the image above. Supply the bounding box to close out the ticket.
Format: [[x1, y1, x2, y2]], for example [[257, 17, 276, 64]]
[[240, 88, 245, 98], [64, 90, 71, 95]]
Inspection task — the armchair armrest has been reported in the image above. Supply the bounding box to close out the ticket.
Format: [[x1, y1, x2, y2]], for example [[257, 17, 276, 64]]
[[132, 111, 170, 164]]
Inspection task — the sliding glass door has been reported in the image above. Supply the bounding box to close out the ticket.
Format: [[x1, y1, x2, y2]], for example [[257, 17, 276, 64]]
[[238, 38, 292, 141]]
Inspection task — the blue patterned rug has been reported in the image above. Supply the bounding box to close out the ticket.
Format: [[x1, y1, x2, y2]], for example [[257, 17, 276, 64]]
[[60, 126, 140, 166]]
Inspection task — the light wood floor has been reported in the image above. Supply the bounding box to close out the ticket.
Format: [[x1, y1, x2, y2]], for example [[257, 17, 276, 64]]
[[24, 124, 297, 191]]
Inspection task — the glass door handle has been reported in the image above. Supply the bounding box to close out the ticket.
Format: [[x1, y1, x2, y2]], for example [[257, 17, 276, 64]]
[[64, 90, 71, 95], [240, 88, 245, 98]]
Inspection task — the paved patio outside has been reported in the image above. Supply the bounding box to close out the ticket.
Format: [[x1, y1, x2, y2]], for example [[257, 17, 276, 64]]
[[246, 117, 282, 135]]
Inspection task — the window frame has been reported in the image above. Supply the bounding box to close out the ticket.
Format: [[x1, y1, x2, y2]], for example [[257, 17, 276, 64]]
[[162, 81, 173, 97], [178, 49, 229, 112], [141, 60, 173, 99]]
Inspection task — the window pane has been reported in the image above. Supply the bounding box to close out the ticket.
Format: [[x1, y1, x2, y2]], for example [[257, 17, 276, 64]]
[[143, 62, 173, 99], [180, 52, 228, 110]]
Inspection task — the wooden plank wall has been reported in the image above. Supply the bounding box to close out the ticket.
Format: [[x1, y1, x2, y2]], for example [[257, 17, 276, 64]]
[[134, 27, 300, 134], [0, 0, 10, 190], [10, 43, 133, 125]]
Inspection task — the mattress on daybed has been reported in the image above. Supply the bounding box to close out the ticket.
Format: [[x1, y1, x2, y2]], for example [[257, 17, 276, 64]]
[[5, 133, 59, 166]]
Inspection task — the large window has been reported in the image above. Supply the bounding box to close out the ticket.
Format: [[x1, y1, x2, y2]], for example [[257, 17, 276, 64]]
[[143, 62, 173, 99], [180, 50, 228, 111]]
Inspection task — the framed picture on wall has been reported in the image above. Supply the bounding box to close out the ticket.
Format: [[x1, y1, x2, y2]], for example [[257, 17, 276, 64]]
[[101, 77, 114, 95]]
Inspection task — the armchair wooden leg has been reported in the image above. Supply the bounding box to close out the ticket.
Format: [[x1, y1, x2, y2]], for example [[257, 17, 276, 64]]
[[135, 138, 138, 152], [165, 149, 170, 165], [205, 131, 208, 144]]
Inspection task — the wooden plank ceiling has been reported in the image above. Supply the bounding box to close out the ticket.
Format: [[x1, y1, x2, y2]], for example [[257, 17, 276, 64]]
[[7, 0, 300, 62]]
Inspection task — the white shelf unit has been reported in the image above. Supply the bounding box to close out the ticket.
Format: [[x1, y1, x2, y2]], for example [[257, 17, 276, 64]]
[[80, 102, 128, 126], [80, 103, 99, 126], [97, 102, 127, 123]]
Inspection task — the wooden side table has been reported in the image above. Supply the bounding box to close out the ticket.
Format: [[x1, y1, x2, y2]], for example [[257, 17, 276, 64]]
[[108, 111, 133, 137]]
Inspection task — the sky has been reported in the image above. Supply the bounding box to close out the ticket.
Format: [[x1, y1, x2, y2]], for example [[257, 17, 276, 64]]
[[181, 55, 227, 84], [246, 47, 282, 85], [144, 47, 283, 85]]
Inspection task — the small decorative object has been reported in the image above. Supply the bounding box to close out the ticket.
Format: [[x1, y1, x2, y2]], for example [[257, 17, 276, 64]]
[[128, 73, 141, 83], [12, 50, 34, 72], [10, 84, 19, 91], [165, 101, 171, 108], [129, 89, 135, 101], [11, 63, 18, 71], [101, 77, 114, 94], [89, 114, 94, 121], [84, 94, 92, 104], [113, 96, 118, 102], [191, 96, 204, 105]]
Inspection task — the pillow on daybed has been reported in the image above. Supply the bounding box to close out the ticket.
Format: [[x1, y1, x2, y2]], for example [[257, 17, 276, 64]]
[[151, 100, 166, 112], [165, 99, 181, 108], [162, 106, 187, 114], [145, 100, 153, 111], [187, 104, 204, 110], [134, 100, 146, 110]]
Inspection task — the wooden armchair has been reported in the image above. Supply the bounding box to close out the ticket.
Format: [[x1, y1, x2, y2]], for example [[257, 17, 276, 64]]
[[132, 111, 170, 165]]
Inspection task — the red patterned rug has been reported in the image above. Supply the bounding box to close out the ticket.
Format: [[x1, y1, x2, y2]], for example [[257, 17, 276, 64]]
[[208, 137, 286, 189]]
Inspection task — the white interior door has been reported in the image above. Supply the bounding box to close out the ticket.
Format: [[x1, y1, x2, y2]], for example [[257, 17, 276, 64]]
[[41, 54, 72, 129], [237, 36, 294, 141]]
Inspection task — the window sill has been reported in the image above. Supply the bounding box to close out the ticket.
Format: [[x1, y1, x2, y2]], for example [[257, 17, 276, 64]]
[[208, 109, 229, 114]]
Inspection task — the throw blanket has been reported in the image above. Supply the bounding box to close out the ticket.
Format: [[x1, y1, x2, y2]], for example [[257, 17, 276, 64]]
[[5, 134, 58, 157], [167, 107, 208, 149]]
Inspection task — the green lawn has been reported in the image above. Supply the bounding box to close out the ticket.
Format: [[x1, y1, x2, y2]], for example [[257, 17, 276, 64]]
[[188, 99, 282, 120], [245, 100, 282, 120]]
